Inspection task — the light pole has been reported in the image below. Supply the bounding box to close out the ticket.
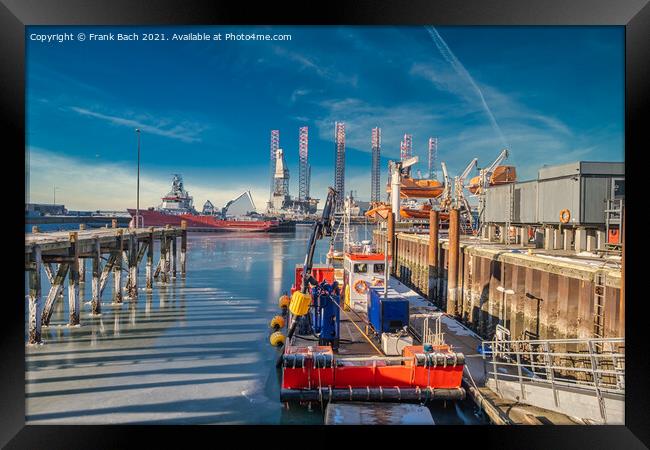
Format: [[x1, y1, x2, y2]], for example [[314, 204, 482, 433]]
[[53, 185, 60, 206], [135, 128, 141, 228]]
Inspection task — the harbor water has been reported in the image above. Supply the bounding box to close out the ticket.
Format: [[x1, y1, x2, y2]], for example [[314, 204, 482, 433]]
[[25, 225, 487, 424]]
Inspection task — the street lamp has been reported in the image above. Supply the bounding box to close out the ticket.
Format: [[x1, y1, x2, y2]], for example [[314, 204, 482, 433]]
[[135, 128, 141, 228]]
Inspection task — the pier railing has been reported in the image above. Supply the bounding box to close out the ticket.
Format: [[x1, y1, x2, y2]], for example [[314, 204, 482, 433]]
[[481, 336, 624, 422]]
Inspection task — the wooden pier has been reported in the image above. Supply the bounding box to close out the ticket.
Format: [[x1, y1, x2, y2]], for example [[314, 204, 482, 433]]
[[25, 222, 188, 345]]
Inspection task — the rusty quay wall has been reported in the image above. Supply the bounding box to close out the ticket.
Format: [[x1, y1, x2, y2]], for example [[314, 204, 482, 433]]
[[374, 230, 623, 341]]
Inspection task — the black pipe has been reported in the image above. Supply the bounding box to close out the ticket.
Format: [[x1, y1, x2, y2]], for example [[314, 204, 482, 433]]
[[280, 387, 465, 403]]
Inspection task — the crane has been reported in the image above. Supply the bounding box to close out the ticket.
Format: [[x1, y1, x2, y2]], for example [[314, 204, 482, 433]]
[[439, 161, 452, 208], [474, 148, 510, 235], [389, 156, 419, 222], [285, 187, 337, 342], [478, 149, 509, 193], [455, 157, 478, 208], [459, 158, 478, 185], [453, 158, 479, 230]]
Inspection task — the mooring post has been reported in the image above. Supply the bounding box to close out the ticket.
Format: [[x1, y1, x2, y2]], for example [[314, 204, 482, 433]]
[[68, 232, 81, 325], [128, 232, 138, 299], [28, 246, 42, 344], [91, 238, 101, 315], [78, 224, 86, 283], [171, 235, 177, 279], [180, 220, 187, 276], [429, 210, 439, 301], [146, 227, 154, 290], [387, 212, 395, 275], [447, 209, 460, 316], [113, 229, 123, 303]]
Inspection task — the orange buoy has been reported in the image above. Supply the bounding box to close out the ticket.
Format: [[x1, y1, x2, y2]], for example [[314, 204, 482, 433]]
[[278, 294, 290, 309], [269, 315, 285, 330]]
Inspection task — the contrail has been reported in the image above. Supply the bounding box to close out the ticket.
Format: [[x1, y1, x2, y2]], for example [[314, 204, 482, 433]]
[[425, 26, 509, 149]]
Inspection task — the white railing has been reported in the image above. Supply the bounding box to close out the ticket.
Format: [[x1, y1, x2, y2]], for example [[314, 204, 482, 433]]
[[481, 336, 624, 421]]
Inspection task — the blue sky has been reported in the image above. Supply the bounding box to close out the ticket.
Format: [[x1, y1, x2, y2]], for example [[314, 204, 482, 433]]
[[26, 26, 624, 210]]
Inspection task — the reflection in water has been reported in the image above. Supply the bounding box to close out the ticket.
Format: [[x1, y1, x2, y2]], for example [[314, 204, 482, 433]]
[[145, 291, 153, 319], [270, 238, 284, 304], [25, 227, 485, 425], [113, 306, 121, 337]]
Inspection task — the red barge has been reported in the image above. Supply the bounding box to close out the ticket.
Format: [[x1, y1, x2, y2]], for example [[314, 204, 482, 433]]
[[268, 188, 465, 404]]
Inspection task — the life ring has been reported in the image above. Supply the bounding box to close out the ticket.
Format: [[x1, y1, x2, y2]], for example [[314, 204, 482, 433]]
[[559, 209, 571, 224], [353, 279, 369, 295], [371, 278, 384, 287]]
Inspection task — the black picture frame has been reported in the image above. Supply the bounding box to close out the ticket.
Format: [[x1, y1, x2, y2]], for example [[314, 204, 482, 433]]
[[3, 0, 648, 447]]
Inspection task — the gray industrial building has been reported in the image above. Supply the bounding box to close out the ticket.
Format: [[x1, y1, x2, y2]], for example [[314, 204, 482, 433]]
[[484, 161, 624, 228]]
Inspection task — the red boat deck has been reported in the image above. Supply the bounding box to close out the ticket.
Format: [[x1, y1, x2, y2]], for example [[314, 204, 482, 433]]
[[279, 267, 465, 402]]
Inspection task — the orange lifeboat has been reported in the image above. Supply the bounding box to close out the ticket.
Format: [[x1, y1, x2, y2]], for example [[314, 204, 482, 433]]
[[468, 166, 517, 195], [365, 203, 392, 220], [386, 177, 444, 199], [365, 202, 450, 221]]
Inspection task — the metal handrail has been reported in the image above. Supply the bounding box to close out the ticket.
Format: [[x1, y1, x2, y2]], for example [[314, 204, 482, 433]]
[[482, 336, 624, 422]]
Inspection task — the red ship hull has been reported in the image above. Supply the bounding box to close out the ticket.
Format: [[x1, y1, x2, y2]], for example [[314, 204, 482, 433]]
[[128, 209, 292, 232]]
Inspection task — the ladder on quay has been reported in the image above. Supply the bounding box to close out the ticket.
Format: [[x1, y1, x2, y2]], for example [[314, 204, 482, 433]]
[[604, 199, 623, 251], [592, 272, 606, 351]]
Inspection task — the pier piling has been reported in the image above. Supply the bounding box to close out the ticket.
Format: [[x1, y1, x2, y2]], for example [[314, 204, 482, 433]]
[[159, 229, 169, 283], [28, 246, 42, 344], [113, 230, 123, 303], [171, 236, 177, 279], [128, 232, 138, 299], [146, 227, 154, 289], [429, 210, 439, 301], [447, 209, 460, 315], [180, 220, 187, 276], [68, 232, 80, 325], [78, 224, 86, 283], [91, 239, 101, 315]]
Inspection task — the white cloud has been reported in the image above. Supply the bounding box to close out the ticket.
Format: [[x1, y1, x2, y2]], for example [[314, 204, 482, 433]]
[[27, 147, 269, 211], [290, 89, 311, 103], [313, 98, 448, 159], [69, 107, 208, 143], [272, 46, 358, 87]]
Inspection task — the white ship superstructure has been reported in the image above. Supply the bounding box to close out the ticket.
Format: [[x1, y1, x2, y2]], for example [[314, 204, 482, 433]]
[[159, 174, 196, 214]]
